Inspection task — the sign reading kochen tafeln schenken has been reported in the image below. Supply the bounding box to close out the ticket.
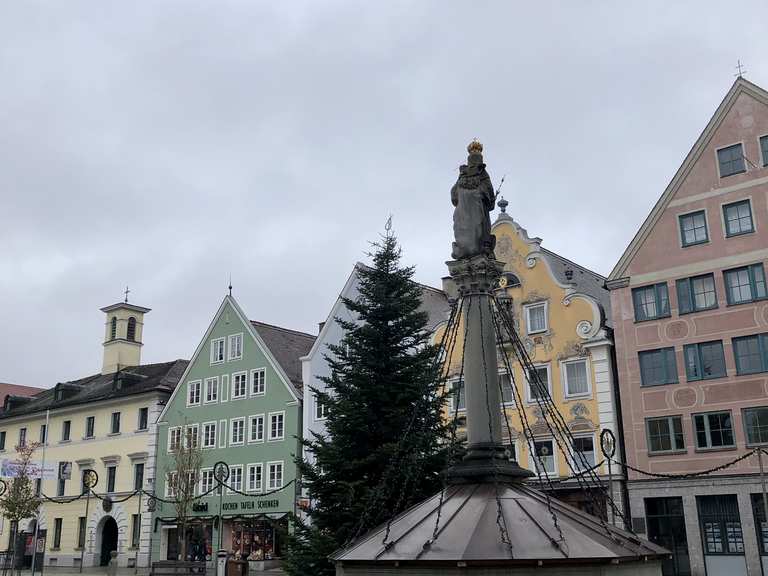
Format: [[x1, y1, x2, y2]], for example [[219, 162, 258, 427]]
[[221, 499, 279, 511]]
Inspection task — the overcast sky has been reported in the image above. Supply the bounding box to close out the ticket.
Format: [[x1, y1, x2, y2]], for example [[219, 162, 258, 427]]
[[2, 1, 767, 387]]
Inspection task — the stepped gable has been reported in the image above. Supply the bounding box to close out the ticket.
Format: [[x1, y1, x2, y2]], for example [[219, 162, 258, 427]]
[[0, 359, 189, 419], [251, 321, 315, 392]]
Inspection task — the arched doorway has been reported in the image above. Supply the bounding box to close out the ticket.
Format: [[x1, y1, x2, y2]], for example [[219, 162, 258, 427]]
[[99, 517, 118, 566]]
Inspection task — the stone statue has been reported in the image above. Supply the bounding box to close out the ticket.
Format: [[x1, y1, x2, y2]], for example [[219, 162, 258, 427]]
[[451, 140, 496, 260]]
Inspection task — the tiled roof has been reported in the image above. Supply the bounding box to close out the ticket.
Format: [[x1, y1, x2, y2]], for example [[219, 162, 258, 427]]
[[251, 321, 315, 391], [0, 360, 189, 420], [0, 383, 44, 404]]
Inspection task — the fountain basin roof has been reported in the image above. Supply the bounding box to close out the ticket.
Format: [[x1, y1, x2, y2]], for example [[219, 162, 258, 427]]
[[332, 482, 668, 567]]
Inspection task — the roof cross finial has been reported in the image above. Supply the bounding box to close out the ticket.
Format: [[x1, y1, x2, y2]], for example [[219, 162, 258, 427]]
[[736, 59, 747, 78], [124, 286, 130, 303], [228, 274, 233, 297]]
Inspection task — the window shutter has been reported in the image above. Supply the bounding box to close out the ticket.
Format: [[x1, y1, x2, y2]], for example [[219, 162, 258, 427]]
[[632, 289, 645, 321], [676, 279, 691, 314], [664, 348, 678, 383]]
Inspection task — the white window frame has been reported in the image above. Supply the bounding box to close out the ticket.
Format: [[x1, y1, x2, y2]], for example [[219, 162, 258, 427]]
[[204, 377, 219, 404], [250, 368, 266, 396], [524, 301, 548, 335], [231, 371, 248, 400], [218, 420, 227, 449], [561, 358, 592, 399], [228, 333, 243, 361], [528, 438, 558, 477], [447, 378, 466, 414], [247, 463, 263, 493], [230, 417, 245, 446], [248, 414, 265, 443], [199, 468, 214, 496], [267, 461, 284, 490], [314, 393, 328, 421], [210, 338, 225, 364], [228, 465, 243, 494], [571, 433, 597, 472], [187, 380, 202, 406], [268, 411, 285, 442], [202, 421, 217, 449], [184, 424, 199, 449], [525, 364, 551, 404], [220, 375, 229, 402], [168, 427, 182, 452], [498, 371, 515, 407]]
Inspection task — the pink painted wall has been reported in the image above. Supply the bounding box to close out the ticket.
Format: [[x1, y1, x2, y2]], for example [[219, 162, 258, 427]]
[[612, 87, 768, 479]]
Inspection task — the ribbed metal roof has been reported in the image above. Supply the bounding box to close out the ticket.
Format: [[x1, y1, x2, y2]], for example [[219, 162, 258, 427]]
[[333, 482, 668, 568]]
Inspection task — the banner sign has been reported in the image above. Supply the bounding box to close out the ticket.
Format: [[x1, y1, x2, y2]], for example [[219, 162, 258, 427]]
[[1, 459, 57, 480]]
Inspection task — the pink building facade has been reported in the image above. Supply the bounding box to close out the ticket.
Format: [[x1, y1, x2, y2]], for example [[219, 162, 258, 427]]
[[608, 78, 768, 576]]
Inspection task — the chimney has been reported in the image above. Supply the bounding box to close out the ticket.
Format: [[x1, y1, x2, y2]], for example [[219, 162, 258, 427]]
[[100, 302, 151, 374]]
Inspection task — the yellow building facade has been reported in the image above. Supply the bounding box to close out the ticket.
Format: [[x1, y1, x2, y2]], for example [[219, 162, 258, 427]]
[[0, 302, 186, 569], [440, 202, 623, 514]]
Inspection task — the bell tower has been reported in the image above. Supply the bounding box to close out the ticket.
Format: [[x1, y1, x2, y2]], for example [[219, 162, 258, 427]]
[[100, 301, 151, 374]]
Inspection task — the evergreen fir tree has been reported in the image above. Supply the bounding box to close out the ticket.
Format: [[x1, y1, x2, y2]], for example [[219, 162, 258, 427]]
[[284, 231, 449, 576]]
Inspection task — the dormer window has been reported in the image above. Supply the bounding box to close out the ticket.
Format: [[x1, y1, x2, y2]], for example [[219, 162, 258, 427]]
[[127, 317, 137, 342], [110, 317, 117, 341]]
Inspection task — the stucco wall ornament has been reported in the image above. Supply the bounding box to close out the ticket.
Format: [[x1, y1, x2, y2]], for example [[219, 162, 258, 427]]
[[558, 340, 589, 360], [567, 402, 596, 433], [522, 291, 548, 305], [576, 320, 593, 338]]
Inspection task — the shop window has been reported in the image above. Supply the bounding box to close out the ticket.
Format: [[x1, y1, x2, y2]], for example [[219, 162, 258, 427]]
[[698, 495, 744, 554]]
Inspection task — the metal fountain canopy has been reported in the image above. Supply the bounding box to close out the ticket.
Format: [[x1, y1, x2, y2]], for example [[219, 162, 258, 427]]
[[331, 142, 668, 574]]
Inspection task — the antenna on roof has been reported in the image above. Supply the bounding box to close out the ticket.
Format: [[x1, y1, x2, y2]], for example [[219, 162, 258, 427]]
[[124, 286, 130, 303], [735, 59, 747, 78]]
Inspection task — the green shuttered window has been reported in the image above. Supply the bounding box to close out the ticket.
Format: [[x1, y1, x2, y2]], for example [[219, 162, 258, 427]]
[[733, 333, 768, 375], [676, 274, 717, 314], [632, 283, 670, 321], [724, 264, 767, 305], [639, 348, 678, 386], [684, 341, 726, 381]]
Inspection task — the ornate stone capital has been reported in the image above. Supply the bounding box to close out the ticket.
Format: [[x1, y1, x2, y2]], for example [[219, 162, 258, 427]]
[[446, 255, 505, 296]]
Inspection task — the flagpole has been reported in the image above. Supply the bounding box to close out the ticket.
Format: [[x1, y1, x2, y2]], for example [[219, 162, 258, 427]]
[[30, 409, 49, 576]]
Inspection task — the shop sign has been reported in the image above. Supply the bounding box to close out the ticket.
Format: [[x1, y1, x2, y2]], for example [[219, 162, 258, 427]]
[[192, 502, 208, 513], [222, 499, 280, 511]]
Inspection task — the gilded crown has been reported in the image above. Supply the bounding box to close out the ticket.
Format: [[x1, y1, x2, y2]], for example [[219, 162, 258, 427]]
[[467, 139, 483, 154]]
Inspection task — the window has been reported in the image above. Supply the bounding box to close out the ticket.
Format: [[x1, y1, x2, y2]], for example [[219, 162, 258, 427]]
[[228, 334, 243, 361], [572, 436, 595, 471], [168, 427, 182, 452], [723, 200, 754, 237], [743, 407, 768, 445], [251, 368, 266, 396], [693, 411, 735, 449], [111, 412, 121, 434], [639, 348, 678, 386], [232, 372, 247, 399], [138, 407, 148, 431], [449, 379, 466, 412], [525, 302, 548, 334], [676, 274, 717, 314], [268, 462, 284, 490], [77, 517, 86, 548], [632, 283, 670, 321], [684, 341, 726, 381], [698, 495, 744, 554], [733, 334, 768, 375], [53, 518, 62, 549], [184, 424, 199, 449], [203, 422, 217, 448], [247, 463, 263, 492], [315, 394, 329, 420], [529, 440, 556, 475], [210, 338, 225, 364], [724, 264, 767, 304], [526, 366, 551, 403], [61, 420, 71, 441], [229, 465, 243, 493], [230, 418, 245, 445], [0, 431, 5, 450], [200, 469, 214, 495], [204, 377, 218, 403], [110, 317, 117, 340], [752, 493, 768, 555], [762, 136, 768, 167], [85, 416, 95, 439], [717, 143, 746, 178], [18, 427, 26, 446], [269, 412, 285, 441], [499, 373, 515, 406], [134, 463, 144, 491], [131, 514, 141, 548], [646, 416, 685, 454], [34, 478, 41, 496], [187, 380, 201, 406], [249, 415, 264, 443], [57, 478, 65, 497], [107, 466, 117, 493], [39, 424, 47, 443], [563, 359, 590, 397], [679, 211, 709, 246], [127, 317, 137, 341], [166, 471, 177, 498]]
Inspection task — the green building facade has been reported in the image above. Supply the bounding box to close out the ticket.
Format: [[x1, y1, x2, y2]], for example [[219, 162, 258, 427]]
[[151, 295, 313, 564]]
